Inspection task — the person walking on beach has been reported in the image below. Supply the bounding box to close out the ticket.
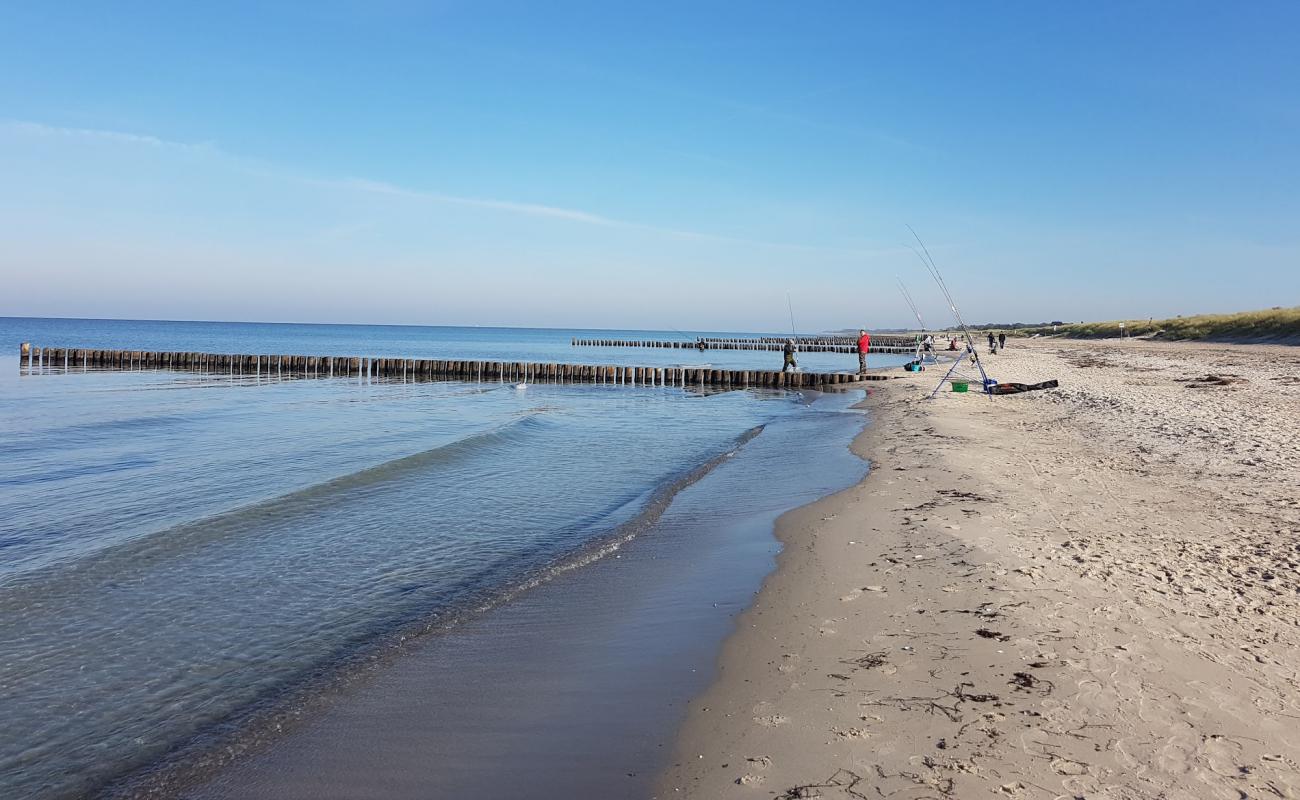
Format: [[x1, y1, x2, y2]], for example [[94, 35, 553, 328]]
[[923, 333, 934, 354], [987, 331, 996, 352], [998, 332, 1007, 350], [857, 329, 871, 373], [782, 339, 798, 373]]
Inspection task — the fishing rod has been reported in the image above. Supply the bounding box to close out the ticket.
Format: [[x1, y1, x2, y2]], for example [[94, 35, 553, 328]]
[[895, 277, 926, 331], [907, 242, 957, 328], [783, 292, 804, 374], [906, 226, 979, 354], [904, 225, 993, 400], [905, 226, 997, 402], [668, 325, 696, 343]]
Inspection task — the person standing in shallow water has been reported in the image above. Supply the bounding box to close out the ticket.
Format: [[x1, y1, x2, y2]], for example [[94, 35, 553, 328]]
[[857, 329, 871, 373], [782, 339, 798, 373]]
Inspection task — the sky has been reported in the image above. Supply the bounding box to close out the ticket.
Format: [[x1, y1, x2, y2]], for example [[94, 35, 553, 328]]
[[2, 1, 1297, 330]]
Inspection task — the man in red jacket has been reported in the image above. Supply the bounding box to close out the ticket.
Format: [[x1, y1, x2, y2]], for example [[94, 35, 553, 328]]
[[857, 329, 870, 373]]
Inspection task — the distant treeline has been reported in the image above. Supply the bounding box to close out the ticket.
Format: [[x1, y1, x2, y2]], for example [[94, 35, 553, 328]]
[[1015, 307, 1300, 344], [836, 322, 1061, 334], [840, 306, 1300, 344], [969, 321, 1066, 330]]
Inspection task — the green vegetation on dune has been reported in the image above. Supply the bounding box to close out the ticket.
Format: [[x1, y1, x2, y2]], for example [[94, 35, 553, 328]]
[[1019, 307, 1300, 343]]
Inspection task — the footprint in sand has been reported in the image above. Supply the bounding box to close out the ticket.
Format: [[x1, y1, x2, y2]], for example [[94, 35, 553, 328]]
[[735, 774, 766, 786], [1049, 757, 1088, 776], [752, 702, 788, 727], [746, 755, 773, 770], [831, 726, 871, 740], [1261, 753, 1300, 771], [840, 588, 863, 602]]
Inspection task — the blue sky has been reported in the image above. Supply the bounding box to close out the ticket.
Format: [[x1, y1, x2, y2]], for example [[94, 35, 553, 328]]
[[2, 1, 1297, 329]]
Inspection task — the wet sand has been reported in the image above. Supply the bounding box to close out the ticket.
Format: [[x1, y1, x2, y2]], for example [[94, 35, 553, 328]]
[[659, 339, 1300, 798]]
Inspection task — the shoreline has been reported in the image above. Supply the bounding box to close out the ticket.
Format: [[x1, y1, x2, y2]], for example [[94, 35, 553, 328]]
[[2, 318, 894, 800], [658, 339, 1300, 798], [98, 426, 765, 800], [95, 420, 785, 800], [106, 390, 871, 800]]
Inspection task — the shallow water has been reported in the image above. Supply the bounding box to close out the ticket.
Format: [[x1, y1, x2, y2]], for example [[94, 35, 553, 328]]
[[0, 318, 896, 799], [186, 392, 870, 800]]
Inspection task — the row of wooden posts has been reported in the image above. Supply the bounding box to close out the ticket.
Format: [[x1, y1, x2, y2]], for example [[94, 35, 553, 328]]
[[570, 337, 916, 354], [19, 346, 878, 389], [700, 334, 919, 347]]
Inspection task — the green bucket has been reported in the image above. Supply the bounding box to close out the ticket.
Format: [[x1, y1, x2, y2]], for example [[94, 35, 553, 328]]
[[951, 380, 969, 393]]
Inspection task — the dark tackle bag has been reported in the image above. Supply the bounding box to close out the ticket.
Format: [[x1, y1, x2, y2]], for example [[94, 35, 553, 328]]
[[989, 379, 1059, 395]]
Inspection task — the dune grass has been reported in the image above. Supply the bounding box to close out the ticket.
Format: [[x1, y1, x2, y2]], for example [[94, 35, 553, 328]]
[[1020, 307, 1300, 343]]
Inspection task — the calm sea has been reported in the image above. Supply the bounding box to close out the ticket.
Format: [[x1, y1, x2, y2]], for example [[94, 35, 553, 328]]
[[0, 318, 899, 799]]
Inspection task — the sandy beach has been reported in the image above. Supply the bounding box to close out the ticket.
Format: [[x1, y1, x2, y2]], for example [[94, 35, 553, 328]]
[[659, 338, 1300, 799]]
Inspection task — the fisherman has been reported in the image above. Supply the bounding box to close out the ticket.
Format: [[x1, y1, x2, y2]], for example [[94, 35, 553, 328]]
[[922, 333, 934, 354], [782, 338, 798, 373], [998, 332, 1007, 350], [857, 328, 871, 373]]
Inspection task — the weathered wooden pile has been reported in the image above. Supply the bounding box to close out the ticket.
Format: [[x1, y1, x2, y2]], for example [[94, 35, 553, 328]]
[[19, 346, 881, 388], [571, 335, 918, 354]]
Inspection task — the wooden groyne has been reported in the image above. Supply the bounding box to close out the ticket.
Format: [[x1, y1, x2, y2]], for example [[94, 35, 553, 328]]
[[18, 346, 880, 389], [702, 335, 918, 346], [570, 335, 918, 354]]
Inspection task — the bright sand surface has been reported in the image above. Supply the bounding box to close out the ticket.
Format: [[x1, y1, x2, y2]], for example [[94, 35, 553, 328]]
[[658, 338, 1300, 799]]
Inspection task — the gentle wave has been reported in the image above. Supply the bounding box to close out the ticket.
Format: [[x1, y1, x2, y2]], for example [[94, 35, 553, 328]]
[[467, 423, 765, 610], [87, 424, 767, 800], [0, 456, 158, 487], [0, 410, 551, 593], [0, 412, 192, 458]]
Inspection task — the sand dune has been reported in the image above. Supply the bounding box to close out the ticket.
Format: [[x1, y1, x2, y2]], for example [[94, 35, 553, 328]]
[[658, 338, 1300, 799]]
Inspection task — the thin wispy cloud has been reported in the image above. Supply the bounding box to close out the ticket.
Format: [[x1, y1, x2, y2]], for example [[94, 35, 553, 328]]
[[1, 120, 213, 151], [333, 176, 903, 257], [4, 118, 900, 258], [340, 174, 915, 257], [337, 178, 619, 226]]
